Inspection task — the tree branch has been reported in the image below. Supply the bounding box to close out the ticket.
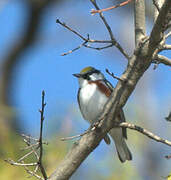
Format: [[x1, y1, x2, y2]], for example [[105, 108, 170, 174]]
[[38, 90, 47, 180], [162, 44, 171, 50], [118, 122, 171, 146], [91, 0, 134, 15], [83, 44, 113, 51], [165, 31, 171, 39], [56, 19, 116, 55], [134, 0, 146, 47], [152, 0, 161, 12], [149, 0, 171, 55], [56, 19, 112, 43], [153, 0, 163, 22], [154, 54, 171, 67]]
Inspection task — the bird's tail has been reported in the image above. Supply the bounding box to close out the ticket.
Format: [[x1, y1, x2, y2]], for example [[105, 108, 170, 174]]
[[109, 127, 132, 163]]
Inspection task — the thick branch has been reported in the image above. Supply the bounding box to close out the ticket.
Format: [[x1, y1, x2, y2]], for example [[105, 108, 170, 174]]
[[49, 130, 102, 180], [134, 0, 146, 47], [153, 0, 163, 21], [149, 0, 171, 54]]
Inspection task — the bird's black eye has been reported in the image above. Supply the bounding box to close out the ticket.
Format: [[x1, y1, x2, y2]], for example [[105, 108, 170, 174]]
[[82, 74, 90, 80]]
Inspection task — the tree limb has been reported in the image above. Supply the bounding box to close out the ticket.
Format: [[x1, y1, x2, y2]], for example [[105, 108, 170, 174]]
[[134, 0, 146, 47], [153, 0, 163, 22], [118, 122, 171, 146], [149, 0, 171, 55], [162, 44, 171, 50], [91, 0, 134, 15], [154, 54, 171, 67]]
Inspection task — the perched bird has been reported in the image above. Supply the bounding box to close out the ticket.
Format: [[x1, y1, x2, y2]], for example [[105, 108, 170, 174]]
[[73, 66, 132, 163]]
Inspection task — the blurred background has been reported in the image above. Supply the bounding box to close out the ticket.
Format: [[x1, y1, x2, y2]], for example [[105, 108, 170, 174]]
[[0, 0, 171, 179]]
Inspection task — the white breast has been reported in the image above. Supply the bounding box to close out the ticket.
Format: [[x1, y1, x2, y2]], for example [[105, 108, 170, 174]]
[[79, 83, 108, 123]]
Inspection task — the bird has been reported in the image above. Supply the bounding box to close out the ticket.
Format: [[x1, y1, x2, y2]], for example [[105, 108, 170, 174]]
[[73, 66, 132, 163]]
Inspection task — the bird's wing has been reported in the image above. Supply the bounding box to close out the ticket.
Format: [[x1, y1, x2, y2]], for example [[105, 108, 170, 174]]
[[104, 79, 127, 139], [77, 88, 87, 120]]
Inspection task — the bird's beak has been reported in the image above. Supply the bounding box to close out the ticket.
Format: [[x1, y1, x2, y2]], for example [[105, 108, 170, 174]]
[[73, 73, 82, 78]]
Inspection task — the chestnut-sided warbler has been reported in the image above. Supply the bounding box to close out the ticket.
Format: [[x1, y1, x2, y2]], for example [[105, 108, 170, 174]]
[[73, 66, 132, 163]]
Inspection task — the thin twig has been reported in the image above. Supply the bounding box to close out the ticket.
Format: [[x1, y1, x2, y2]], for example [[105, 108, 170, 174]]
[[165, 31, 171, 39], [21, 134, 39, 142], [84, 43, 113, 50], [61, 41, 88, 56], [57, 16, 129, 59], [118, 122, 171, 146], [34, 165, 39, 173], [22, 136, 40, 160], [56, 19, 86, 41], [17, 149, 35, 162], [90, 0, 130, 60], [4, 159, 37, 166], [24, 166, 44, 180], [38, 90, 47, 180], [91, 0, 133, 14], [61, 130, 90, 141], [56, 19, 111, 44], [106, 69, 125, 82], [56, 19, 115, 56], [20, 142, 39, 150]]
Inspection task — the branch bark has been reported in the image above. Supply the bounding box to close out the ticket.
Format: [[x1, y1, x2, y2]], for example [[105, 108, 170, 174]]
[[134, 0, 146, 47], [48, 1, 171, 180], [119, 122, 171, 146], [155, 54, 171, 67]]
